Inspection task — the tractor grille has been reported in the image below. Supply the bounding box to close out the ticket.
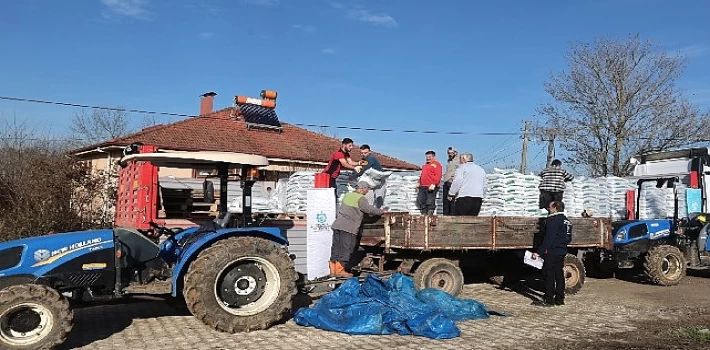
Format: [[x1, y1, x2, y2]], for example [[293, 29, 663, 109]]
[[68, 273, 102, 287]]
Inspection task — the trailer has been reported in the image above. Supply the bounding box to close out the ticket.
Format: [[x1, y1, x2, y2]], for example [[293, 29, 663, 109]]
[[351, 213, 613, 296]]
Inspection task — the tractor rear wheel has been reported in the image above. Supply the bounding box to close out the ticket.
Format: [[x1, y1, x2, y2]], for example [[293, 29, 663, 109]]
[[0, 284, 73, 350], [413, 258, 464, 296], [644, 245, 687, 286], [183, 236, 298, 333]]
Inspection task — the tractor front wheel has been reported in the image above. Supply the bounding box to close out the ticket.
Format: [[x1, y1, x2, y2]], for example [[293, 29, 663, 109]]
[[644, 245, 687, 286], [0, 284, 73, 350], [183, 236, 298, 333]]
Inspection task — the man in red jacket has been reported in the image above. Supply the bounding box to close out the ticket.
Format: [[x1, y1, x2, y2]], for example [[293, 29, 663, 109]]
[[322, 138, 361, 188], [417, 150, 443, 215]]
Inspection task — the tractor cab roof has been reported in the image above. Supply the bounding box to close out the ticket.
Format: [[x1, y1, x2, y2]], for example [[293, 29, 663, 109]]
[[118, 150, 269, 169]]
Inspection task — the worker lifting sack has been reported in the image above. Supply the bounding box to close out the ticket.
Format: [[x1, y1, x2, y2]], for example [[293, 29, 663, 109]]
[[351, 168, 392, 208]]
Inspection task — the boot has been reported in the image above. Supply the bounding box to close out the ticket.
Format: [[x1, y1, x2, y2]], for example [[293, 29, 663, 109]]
[[334, 261, 353, 277], [328, 261, 337, 277]]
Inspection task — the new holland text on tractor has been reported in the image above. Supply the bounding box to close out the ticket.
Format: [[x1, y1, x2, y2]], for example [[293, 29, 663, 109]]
[[0, 148, 299, 350]]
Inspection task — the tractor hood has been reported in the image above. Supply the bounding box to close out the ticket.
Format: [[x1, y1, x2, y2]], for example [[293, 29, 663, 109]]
[[0, 229, 114, 269]]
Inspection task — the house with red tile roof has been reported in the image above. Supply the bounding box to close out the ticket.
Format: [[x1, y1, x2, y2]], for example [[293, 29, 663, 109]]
[[71, 91, 419, 221], [72, 91, 419, 179]]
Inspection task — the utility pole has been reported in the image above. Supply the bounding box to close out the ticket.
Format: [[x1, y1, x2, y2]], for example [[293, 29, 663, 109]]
[[545, 131, 556, 168], [520, 120, 531, 173]]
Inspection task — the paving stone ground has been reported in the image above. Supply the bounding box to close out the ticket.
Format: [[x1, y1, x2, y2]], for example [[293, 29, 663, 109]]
[[58, 274, 710, 350]]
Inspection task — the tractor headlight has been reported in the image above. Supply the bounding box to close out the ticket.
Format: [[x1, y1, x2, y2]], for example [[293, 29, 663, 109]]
[[615, 228, 627, 242]]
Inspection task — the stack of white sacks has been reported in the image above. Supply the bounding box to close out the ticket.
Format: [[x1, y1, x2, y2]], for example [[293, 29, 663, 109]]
[[636, 181, 688, 219], [480, 168, 544, 217], [265, 178, 288, 212], [270, 169, 687, 219], [381, 174, 420, 212], [284, 172, 316, 213], [604, 177, 636, 219]]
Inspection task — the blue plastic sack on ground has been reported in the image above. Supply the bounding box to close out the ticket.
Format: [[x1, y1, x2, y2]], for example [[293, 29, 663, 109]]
[[294, 273, 504, 339]]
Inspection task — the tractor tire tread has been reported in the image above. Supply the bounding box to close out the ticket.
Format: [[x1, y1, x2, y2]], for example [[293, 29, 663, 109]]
[[183, 236, 298, 333], [643, 245, 687, 286], [0, 284, 73, 350]]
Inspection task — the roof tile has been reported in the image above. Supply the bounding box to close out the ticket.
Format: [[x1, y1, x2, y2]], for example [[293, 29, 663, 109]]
[[72, 107, 420, 170]]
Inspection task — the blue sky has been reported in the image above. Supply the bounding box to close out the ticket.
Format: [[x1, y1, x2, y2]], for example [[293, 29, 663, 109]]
[[0, 0, 708, 172]]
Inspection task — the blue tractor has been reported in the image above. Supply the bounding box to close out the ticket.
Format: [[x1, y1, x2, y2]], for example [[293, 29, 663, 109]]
[[607, 148, 710, 286], [0, 149, 299, 349]]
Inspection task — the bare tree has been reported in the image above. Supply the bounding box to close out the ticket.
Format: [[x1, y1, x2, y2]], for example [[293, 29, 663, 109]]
[[537, 34, 710, 177], [70, 108, 131, 145], [317, 126, 340, 140], [1, 117, 106, 241], [138, 113, 166, 130]]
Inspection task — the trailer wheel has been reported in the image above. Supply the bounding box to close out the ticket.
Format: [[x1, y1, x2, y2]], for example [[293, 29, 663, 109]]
[[563, 254, 585, 295], [183, 236, 298, 333], [413, 258, 464, 296], [644, 245, 686, 286], [0, 284, 73, 350]]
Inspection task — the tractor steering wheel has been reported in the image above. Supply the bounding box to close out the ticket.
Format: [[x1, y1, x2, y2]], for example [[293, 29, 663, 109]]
[[148, 221, 177, 237]]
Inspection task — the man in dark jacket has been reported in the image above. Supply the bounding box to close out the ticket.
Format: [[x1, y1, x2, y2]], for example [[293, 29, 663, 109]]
[[531, 200, 572, 306]]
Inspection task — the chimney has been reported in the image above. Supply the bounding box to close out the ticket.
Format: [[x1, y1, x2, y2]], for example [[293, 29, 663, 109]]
[[199, 91, 217, 116]]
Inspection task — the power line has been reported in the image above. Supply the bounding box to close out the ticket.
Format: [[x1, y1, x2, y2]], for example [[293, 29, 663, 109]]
[[480, 149, 523, 167], [0, 137, 80, 142], [476, 133, 518, 164], [3, 95, 709, 142], [0, 95, 521, 136], [478, 138, 522, 165]]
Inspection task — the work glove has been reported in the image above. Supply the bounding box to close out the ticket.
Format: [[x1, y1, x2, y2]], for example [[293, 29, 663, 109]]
[[354, 166, 363, 173], [428, 184, 435, 191]]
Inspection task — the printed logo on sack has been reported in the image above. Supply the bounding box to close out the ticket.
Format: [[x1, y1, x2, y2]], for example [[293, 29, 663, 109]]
[[311, 211, 331, 232], [317, 211, 327, 224]]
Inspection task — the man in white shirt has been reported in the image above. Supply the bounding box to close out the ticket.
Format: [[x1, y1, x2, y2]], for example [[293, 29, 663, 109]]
[[447, 152, 486, 216]]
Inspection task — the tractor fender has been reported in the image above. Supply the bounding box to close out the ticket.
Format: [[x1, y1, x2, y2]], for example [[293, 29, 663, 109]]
[[170, 227, 289, 296]]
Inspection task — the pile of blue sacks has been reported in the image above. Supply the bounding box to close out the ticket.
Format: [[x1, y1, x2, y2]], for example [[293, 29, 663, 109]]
[[293, 273, 505, 339]]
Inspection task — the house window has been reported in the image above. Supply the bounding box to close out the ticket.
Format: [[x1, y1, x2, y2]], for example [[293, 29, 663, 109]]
[[193, 168, 242, 178], [195, 168, 217, 176]]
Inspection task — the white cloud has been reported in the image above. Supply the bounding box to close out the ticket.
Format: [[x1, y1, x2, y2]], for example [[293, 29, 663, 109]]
[[321, 48, 336, 55], [347, 8, 398, 27], [240, 0, 279, 5], [100, 0, 149, 18], [292, 24, 316, 33]]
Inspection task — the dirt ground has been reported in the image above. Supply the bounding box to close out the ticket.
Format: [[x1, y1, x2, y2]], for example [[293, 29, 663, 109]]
[[59, 269, 710, 350], [537, 269, 710, 350]]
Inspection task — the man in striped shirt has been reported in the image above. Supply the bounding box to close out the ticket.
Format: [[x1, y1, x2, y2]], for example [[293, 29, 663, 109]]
[[538, 159, 574, 211]]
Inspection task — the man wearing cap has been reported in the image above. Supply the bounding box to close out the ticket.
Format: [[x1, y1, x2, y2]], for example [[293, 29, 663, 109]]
[[442, 147, 460, 215], [329, 181, 387, 277]]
